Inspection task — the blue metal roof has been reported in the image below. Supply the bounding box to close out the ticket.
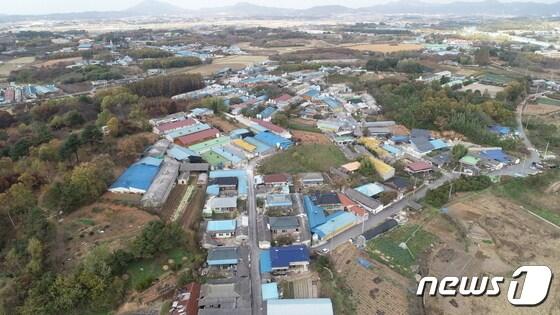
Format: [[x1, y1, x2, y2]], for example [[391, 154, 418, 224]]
[[260, 250, 272, 273], [254, 132, 293, 150], [391, 135, 409, 143], [167, 145, 200, 161], [382, 143, 401, 155], [429, 139, 448, 150], [229, 128, 251, 139], [245, 137, 273, 153], [262, 283, 279, 301], [267, 299, 333, 315], [355, 183, 385, 197], [481, 149, 511, 163], [304, 89, 320, 98], [209, 169, 248, 196], [312, 211, 357, 239], [212, 146, 243, 164], [488, 124, 512, 135], [109, 157, 162, 192], [165, 123, 211, 140], [303, 196, 327, 229], [266, 194, 293, 208], [206, 184, 220, 196], [270, 245, 310, 269], [207, 219, 236, 232], [259, 106, 277, 119]]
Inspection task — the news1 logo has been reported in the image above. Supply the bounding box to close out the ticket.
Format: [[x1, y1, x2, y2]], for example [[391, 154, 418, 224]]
[[417, 266, 553, 306]]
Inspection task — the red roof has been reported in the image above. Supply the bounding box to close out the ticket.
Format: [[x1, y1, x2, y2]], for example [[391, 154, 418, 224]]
[[275, 94, 293, 102], [251, 118, 287, 134], [156, 118, 196, 133], [171, 282, 200, 315], [176, 128, 220, 146], [406, 161, 432, 172], [263, 173, 289, 184], [338, 193, 367, 217]]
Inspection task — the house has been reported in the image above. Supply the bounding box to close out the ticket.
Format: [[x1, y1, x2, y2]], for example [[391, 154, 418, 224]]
[[345, 188, 383, 213], [207, 247, 238, 267], [254, 131, 293, 150], [405, 161, 433, 174], [265, 194, 293, 209], [354, 183, 385, 198], [337, 193, 368, 218], [269, 245, 310, 272], [175, 128, 220, 146], [312, 192, 343, 212], [207, 220, 237, 238], [266, 298, 333, 315], [341, 161, 361, 173], [198, 280, 252, 315], [263, 173, 291, 187], [206, 197, 238, 214], [212, 176, 238, 193], [363, 219, 398, 240], [300, 172, 324, 187], [269, 216, 300, 237], [385, 176, 412, 192], [312, 211, 357, 240]]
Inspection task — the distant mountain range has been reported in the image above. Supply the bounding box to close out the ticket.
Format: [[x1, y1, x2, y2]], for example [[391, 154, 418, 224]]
[[1, 0, 560, 22]]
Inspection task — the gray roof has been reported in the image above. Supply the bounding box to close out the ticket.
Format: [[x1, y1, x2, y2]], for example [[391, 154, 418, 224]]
[[269, 216, 299, 230], [181, 162, 209, 172], [207, 247, 238, 262], [363, 121, 396, 128], [300, 172, 324, 182], [345, 188, 382, 211], [210, 197, 238, 209], [367, 127, 392, 134], [410, 128, 434, 153], [141, 157, 180, 208]]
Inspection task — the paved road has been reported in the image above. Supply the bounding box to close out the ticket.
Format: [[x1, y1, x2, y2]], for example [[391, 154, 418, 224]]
[[246, 160, 263, 315]]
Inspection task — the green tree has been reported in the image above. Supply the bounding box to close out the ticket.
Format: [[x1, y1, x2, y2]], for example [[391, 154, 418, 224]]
[[452, 144, 468, 161], [59, 134, 81, 163], [106, 117, 119, 137]]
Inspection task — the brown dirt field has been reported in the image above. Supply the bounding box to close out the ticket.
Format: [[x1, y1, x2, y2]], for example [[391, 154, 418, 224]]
[[54, 202, 159, 270], [291, 130, 330, 144], [36, 57, 82, 67], [181, 183, 205, 231], [524, 103, 560, 115], [422, 191, 560, 315], [203, 115, 241, 133], [344, 43, 423, 53], [178, 55, 268, 76], [160, 184, 188, 222], [332, 243, 412, 315]]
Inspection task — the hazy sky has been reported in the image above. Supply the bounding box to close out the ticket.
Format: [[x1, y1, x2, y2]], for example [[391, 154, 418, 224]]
[[3, 0, 557, 15]]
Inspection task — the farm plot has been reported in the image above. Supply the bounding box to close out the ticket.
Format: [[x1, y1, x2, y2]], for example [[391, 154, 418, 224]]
[[421, 190, 560, 315], [344, 43, 423, 53], [332, 244, 412, 315]]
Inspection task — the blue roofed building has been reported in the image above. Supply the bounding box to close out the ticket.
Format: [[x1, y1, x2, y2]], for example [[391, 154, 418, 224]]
[[265, 194, 293, 209], [382, 143, 402, 156], [212, 146, 243, 165], [303, 196, 327, 229], [429, 139, 448, 150], [109, 157, 162, 194], [209, 169, 248, 197], [480, 149, 514, 164], [207, 247, 238, 267], [267, 299, 333, 315], [229, 128, 251, 139], [269, 245, 310, 272], [261, 283, 279, 301], [260, 250, 272, 273], [206, 219, 237, 238], [245, 137, 274, 154], [258, 106, 277, 121], [166, 144, 200, 161], [254, 131, 293, 150], [355, 182, 385, 197], [488, 124, 514, 137], [312, 211, 358, 240]]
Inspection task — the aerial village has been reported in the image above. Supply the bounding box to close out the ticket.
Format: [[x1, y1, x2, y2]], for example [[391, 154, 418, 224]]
[[103, 53, 531, 315]]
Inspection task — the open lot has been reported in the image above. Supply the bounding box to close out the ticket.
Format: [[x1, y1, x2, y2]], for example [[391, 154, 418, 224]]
[[258, 143, 347, 174], [54, 202, 159, 270], [0, 56, 35, 78], [291, 129, 330, 144], [202, 115, 242, 133], [332, 243, 413, 315], [343, 43, 423, 53], [421, 185, 560, 315], [460, 82, 505, 97], [180, 55, 268, 76]]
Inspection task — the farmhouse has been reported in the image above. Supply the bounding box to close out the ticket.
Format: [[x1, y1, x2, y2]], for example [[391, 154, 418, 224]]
[[207, 220, 237, 239]]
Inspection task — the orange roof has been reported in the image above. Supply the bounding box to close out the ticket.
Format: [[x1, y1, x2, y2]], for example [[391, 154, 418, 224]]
[[337, 193, 367, 217]]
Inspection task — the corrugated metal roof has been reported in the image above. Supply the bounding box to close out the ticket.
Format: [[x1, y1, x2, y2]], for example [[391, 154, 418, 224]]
[[355, 182, 385, 197], [270, 245, 310, 268], [267, 299, 333, 315], [232, 139, 256, 153], [207, 220, 237, 232]]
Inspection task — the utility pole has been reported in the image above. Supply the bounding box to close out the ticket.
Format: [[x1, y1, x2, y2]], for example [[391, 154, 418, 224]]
[[544, 141, 550, 160]]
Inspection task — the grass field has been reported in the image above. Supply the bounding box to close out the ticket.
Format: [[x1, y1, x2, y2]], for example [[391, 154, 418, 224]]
[[537, 97, 560, 106], [344, 43, 423, 53], [180, 55, 268, 76], [126, 248, 191, 290], [258, 144, 347, 174], [366, 224, 437, 276], [0, 56, 35, 77]]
